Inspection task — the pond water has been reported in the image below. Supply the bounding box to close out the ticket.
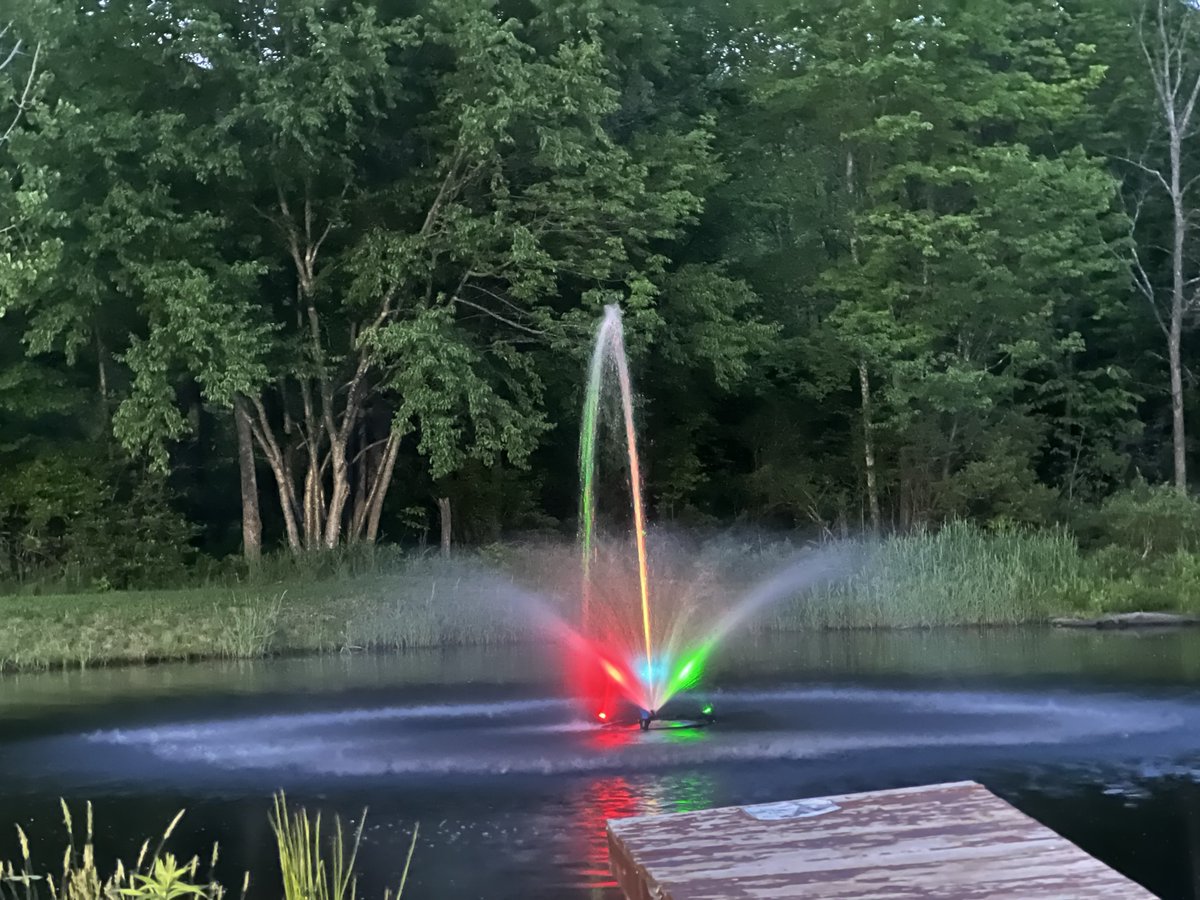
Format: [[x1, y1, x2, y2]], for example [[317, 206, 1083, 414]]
[[3, 627, 1200, 898]]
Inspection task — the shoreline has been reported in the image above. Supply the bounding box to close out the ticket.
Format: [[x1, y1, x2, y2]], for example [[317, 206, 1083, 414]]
[[3, 613, 1194, 677], [1050, 611, 1200, 629]]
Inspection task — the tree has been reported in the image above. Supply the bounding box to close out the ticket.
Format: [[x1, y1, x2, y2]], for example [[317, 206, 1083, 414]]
[[12, 0, 720, 553], [704, 0, 1132, 528], [1127, 0, 1200, 492]]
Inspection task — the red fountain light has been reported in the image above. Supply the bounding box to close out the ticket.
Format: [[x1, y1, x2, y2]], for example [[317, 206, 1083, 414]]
[[566, 632, 650, 716]]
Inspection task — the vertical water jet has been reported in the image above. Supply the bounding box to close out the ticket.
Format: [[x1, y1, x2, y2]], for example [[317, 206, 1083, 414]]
[[579, 305, 656, 705]]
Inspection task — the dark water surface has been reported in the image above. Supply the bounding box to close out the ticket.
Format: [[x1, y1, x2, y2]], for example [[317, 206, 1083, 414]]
[[3, 628, 1200, 898]]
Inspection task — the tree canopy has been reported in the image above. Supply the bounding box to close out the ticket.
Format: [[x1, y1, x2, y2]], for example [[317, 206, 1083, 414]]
[[0, 0, 1197, 584]]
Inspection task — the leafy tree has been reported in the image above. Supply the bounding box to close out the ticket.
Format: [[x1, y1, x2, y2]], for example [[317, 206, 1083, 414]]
[[11, 0, 724, 555], [704, 0, 1135, 529]]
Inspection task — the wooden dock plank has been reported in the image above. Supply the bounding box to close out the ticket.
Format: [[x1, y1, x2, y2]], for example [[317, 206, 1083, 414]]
[[607, 781, 1156, 899]]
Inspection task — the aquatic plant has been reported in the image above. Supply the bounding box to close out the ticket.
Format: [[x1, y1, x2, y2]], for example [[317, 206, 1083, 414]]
[[774, 522, 1085, 629], [0, 802, 227, 900], [0, 796, 417, 900], [215, 593, 284, 659], [272, 793, 364, 900], [272, 793, 417, 900]]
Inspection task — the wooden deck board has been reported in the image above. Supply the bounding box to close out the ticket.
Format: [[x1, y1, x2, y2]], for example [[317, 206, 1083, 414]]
[[606, 781, 1156, 899]]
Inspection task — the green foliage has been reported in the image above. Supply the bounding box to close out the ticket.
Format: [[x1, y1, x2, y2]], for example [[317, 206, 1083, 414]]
[[1079, 481, 1200, 556], [0, 803, 226, 900], [0, 456, 195, 591], [0, 0, 1195, 571], [119, 856, 208, 900], [1, 796, 416, 900]]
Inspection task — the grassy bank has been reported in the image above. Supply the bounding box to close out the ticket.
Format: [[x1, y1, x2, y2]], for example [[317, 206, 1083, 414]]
[[0, 558, 540, 672], [3, 523, 1199, 674]]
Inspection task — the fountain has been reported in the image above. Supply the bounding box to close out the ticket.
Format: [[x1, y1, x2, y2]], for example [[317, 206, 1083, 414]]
[[563, 305, 844, 730]]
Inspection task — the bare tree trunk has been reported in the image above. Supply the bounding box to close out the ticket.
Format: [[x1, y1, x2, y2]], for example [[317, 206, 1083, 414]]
[[364, 432, 401, 542], [857, 360, 882, 533], [350, 419, 369, 539], [234, 396, 262, 563], [1170, 130, 1189, 491], [1170, 299, 1187, 491], [1133, 0, 1200, 492], [302, 453, 321, 550], [437, 496, 452, 557], [248, 397, 302, 552], [323, 439, 351, 548], [95, 328, 110, 415]]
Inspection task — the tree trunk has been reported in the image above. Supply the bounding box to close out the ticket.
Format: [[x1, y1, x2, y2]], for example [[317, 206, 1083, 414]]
[[323, 439, 351, 548], [95, 329, 110, 415], [364, 432, 401, 542], [1170, 311, 1187, 491], [857, 360, 882, 533], [1171, 130, 1189, 492], [1136, 0, 1200, 492], [350, 419, 369, 539], [437, 496, 452, 557], [248, 398, 302, 553], [234, 397, 262, 563]]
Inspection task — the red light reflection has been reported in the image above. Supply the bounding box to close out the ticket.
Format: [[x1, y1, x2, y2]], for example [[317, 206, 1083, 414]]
[[572, 775, 640, 891]]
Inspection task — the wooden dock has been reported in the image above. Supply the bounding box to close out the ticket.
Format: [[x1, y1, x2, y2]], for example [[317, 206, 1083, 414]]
[[607, 780, 1156, 899]]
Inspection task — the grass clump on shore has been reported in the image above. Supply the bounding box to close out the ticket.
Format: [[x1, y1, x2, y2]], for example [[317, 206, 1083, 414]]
[[0, 795, 417, 900]]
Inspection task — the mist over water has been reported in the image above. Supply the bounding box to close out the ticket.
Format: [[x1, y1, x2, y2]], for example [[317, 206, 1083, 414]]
[[71, 684, 1185, 779]]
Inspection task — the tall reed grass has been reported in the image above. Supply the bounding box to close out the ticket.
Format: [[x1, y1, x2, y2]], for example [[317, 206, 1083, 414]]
[[0, 795, 416, 900], [0, 801, 231, 900], [215, 593, 284, 659], [6, 522, 1196, 674], [771, 522, 1088, 629]]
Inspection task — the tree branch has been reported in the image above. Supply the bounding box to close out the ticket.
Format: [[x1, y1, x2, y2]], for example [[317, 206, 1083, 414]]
[[1, 38, 39, 146], [1113, 153, 1171, 193], [452, 295, 547, 337]]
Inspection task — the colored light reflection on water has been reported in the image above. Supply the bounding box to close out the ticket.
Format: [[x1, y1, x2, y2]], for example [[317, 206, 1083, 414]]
[[570, 770, 717, 895]]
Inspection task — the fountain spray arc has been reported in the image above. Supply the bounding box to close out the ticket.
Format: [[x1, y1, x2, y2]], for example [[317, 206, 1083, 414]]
[[576, 305, 711, 728], [579, 306, 655, 698], [562, 304, 846, 730]]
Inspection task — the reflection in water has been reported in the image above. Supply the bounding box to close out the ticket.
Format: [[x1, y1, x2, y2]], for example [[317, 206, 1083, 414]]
[[572, 776, 637, 894], [664, 770, 718, 815], [586, 724, 639, 753], [570, 768, 716, 896]]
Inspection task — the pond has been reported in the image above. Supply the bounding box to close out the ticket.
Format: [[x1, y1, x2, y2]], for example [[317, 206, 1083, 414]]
[[2, 627, 1199, 898]]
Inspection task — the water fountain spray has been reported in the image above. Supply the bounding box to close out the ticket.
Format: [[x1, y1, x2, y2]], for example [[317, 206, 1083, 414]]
[[568, 304, 847, 730], [580, 306, 655, 705]]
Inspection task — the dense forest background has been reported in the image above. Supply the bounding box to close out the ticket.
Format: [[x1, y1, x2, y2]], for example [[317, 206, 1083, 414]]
[[2, 0, 1200, 589]]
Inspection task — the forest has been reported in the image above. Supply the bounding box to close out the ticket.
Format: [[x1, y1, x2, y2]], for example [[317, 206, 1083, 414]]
[[3, 0, 1200, 594]]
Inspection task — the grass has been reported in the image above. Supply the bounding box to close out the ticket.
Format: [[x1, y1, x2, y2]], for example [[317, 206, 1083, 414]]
[[1, 801, 229, 900], [770, 522, 1088, 629], [3, 524, 1199, 674], [0, 556, 542, 673], [0, 795, 416, 900], [272, 794, 418, 900]]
